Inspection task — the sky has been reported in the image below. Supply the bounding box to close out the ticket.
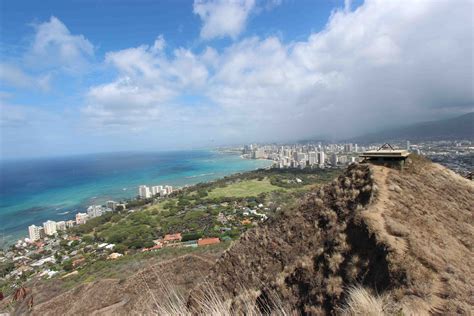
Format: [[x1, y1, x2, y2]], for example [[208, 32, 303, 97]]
[[0, 0, 473, 159]]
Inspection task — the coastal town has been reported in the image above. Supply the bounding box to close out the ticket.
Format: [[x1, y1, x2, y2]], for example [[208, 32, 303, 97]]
[[7, 138, 473, 249], [26, 184, 175, 243], [14, 138, 474, 248], [2, 166, 333, 294]]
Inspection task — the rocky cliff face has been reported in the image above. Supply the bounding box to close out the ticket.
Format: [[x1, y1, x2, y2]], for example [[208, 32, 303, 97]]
[[190, 157, 474, 314]]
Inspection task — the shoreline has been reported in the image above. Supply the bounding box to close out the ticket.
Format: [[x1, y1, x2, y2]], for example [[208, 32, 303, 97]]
[[1, 152, 272, 247]]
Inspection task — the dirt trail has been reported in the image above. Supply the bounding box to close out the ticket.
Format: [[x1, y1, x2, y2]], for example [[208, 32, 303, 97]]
[[362, 162, 474, 315], [362, 166, 408, 255]]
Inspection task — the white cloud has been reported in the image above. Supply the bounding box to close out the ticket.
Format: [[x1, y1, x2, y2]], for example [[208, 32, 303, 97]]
[[0, 63, 51, 91], [83, 37, 209, 128], [84, 0, 473, 144], [151, 35, 166, 53], [194, 0, 256, 40], [28, 16, 94, 73]]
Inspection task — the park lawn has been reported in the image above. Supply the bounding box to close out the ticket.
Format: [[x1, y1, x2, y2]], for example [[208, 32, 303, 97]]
[[145, 201, 166, 213], [207, 178, 281, 198]]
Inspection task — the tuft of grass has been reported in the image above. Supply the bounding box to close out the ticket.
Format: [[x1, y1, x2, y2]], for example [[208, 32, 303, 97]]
[[141, 269, 292, 316], [339, 286, 387, 316]]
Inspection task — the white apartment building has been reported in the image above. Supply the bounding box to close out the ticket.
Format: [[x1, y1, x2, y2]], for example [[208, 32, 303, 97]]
[[66, 220, 75, 228], [309, 152, 317, 165], [87, 205, 104, 218], [106, 200, 118, 210], [140, 184, 172, 198], [151, 185, 162, 196], [76, 212, 89, 225], [56, 221, 67, 231], [318, 152, 326, 166], [28, 225, 42, 241], [43, 220, 57, 236], [139, 185, 151, 199]]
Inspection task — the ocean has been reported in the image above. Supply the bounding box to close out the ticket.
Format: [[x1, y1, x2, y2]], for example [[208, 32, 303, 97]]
[[0, 150, 272, 245]]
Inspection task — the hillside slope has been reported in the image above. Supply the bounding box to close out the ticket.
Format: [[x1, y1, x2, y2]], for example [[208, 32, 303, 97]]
[[5, 252, 221, 316], [190, 157, 473, 314]]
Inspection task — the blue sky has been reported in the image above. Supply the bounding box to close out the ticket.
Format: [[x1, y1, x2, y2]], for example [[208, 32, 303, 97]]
[[0, 0, 472, 159]]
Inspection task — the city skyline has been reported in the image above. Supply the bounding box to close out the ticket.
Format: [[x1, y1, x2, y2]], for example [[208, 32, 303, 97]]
[[1, 0, 473, 159]]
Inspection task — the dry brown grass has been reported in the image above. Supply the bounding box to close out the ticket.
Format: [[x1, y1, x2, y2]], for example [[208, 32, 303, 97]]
[[189, 158, 473, 314], [338, 286, 388, 316], [152, 280, 293, 316], [362, 157, 474, 314]]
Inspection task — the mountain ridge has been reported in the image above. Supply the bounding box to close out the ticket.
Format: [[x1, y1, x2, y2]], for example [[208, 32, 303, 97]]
[[189, 156, 474, 314], [347, 112, 474, 143]]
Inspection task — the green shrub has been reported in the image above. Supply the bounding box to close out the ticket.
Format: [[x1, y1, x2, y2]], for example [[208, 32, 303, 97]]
[[182, 232, 203, 242]]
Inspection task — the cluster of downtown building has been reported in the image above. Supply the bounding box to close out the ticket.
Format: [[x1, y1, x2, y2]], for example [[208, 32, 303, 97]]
[[242, 143, 371, 169], [242, 140, 472, 177]]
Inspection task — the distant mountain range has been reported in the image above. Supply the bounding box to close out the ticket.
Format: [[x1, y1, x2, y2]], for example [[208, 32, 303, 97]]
[[349, 112, 474, 144]]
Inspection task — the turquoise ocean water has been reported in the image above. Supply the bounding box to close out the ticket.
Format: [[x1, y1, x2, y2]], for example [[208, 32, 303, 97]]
[[0, 150, 272, 245]]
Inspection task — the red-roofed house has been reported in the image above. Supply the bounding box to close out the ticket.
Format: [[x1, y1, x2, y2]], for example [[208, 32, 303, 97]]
[[197, 237, 220, 247], [142, 244, 162, 252], [164, 233, 182, 243]]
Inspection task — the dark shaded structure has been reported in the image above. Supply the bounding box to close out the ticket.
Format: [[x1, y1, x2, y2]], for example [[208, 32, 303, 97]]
[[360, 144, 410, 169]]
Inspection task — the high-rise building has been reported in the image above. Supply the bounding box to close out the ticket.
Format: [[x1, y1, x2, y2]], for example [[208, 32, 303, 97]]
[[87, 205, 104, 218], [139, 185, 151, 199], [330, 153, 338, 166], [56, 221, 66, 231], [406, 140, 410, 150], [151, 186, 160, 196], [296, 152, 307, 163], [43, 220, 57, 236], [66, 220, 75, 228], [318, 151, 326, 166], [76, 212, 89, 225], [106, 200, 118, 210], [253, 148, 265, 159], [309, 152, 317, 165], [28, 225, 42, 241]]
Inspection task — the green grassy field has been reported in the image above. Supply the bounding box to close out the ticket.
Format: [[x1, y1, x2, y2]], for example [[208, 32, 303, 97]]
[[207, 178, 281, 198]]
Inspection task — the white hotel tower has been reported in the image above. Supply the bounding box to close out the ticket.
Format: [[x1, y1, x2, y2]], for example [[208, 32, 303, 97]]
[[28, 225, 42, 241], [43, 220, 57, 236]]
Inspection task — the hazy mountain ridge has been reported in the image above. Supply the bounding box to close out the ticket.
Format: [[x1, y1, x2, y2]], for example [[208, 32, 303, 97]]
[[348, 112, 474, 143]]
